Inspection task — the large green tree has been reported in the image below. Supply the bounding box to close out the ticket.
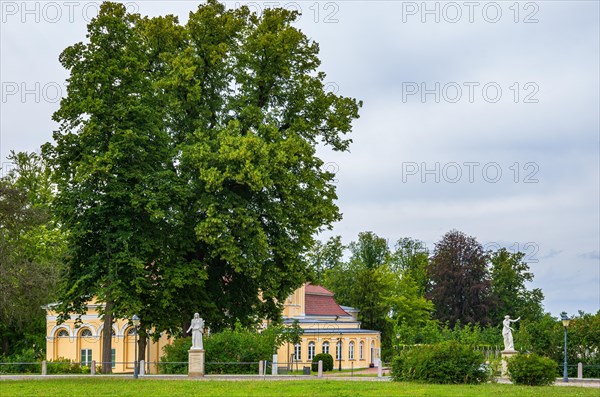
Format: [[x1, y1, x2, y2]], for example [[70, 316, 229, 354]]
[[306, 236, 345, 285], [0, 152, 64, 356], [489, 248, 544, 322], [44, 0, 360, 368], [391, 237, 430, 295], [159, 1, 360, 331], [427, 230, 494, 327], [323, 232, 396, 353], [43, 2, 191, 371]]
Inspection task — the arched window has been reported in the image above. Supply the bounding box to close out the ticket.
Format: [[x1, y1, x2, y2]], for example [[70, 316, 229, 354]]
[[336, 340, 342, 360], [294, 343, 302, 361], [348, 341, 355, 360], [127, 327, 136, 336], [359, 341, 364, 360], [308, 342, 315, 360], [80, 328, 93, 337], [57, 329, 69, 337], [322, 341, 329, 355]]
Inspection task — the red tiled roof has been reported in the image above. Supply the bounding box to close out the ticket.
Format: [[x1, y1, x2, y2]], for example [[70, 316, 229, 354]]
[[305, 284, 349, 316], [305, 284, 335, 296]]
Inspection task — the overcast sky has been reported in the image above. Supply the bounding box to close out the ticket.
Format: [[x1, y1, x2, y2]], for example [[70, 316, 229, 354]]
[[1, 1, 598, 318]]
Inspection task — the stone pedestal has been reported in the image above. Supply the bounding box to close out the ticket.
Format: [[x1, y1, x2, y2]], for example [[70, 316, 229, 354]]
[[271, 354, 278, 375], [188, 349, 205, 377], [501, 350, 518, 377]]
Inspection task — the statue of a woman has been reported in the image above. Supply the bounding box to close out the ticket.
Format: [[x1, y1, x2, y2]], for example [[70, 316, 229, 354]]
[[502, 315, 520, 351], [187, 313, 205, 350]]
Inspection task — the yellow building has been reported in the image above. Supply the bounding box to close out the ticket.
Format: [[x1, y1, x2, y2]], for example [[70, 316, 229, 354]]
[[44, 302, 170, 374], [276, 284, 381, 370], [44, 284, 380, 372]]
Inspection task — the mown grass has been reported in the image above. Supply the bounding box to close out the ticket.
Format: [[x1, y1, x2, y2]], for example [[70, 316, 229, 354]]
[[0, 378, 598, 397]]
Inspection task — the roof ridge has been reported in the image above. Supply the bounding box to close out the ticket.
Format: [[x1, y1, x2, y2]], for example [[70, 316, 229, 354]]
[[305, 283, 335, 296]]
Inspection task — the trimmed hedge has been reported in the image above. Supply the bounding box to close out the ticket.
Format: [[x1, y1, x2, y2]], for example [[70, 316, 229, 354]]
[[391, 341, 489, 384], [507, 353, 557, 386], [311, 353, 334, 372]]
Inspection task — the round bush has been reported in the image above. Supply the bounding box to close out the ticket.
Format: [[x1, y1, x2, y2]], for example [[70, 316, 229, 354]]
[[311, 353, 334, 372], [507, 353, 557, 386], [391, 341, 488, 384]]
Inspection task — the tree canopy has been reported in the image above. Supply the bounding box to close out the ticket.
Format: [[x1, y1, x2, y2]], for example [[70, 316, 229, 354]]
[[0, 152, 64, 356], [42, 0, 361, 369], [427, 230, 493, 327]]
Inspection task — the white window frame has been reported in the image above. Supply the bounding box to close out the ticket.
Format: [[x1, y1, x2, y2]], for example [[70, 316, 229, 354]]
[[80, 328, 93, 337], [349, 341, 355, 360], [57, 329, 69, 338], [308, 342, 315, 360], [359, 341, 364, 360], [80, 348, 92, 366], [322, 341, 329, 355], [294, 343, 302, 361], [336, 340, 342, 361]]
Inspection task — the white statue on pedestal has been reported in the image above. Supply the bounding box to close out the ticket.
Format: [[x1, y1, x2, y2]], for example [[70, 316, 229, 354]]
[[502, 315, 520, 351], [187, 313, 205, 350]]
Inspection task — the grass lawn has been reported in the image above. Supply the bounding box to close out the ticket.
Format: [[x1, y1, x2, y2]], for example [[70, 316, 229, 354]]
[[1, 378, 598, 397]]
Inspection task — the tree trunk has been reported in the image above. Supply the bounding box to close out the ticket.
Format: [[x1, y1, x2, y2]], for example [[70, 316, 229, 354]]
[[183, 320, 191, 337], [101, 300, 114, 374], [138, 329, 147, 363]]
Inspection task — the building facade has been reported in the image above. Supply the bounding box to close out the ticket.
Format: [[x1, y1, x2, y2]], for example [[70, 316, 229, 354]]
[[276, 284, 381, 370], [45, 284, 380, 372], [44, 302, 170, 374]]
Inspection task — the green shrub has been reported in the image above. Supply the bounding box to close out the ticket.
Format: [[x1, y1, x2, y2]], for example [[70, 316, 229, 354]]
[[507, 353, 557, 386], [47, 357, 84, 374], [391, 341, 488, 384], [0, 349, 41, 374], [311, 353, 334, 372], [160, 325, 283, 374], [159, 337, 192, 374]]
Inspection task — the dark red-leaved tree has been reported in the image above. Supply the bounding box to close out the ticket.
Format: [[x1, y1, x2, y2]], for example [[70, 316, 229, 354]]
[[427, 230, 494, 327]]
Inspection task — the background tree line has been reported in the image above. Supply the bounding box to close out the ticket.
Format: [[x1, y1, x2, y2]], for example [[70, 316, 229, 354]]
[[309, 230, 597, 365]]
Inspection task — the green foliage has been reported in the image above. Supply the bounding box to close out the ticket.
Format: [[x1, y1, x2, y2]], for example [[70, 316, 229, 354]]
[[44, 0, 361, 356], [489, 249, 544, 322], [159, 337, 192, 374], [204, 326, 277, 374], [517, 311, 600, 378], [0, 152, 64, 356], [395, 320, 502, 347], [160, 324, 295, 374], [391, 238, 429, 294], [507, 353, 557, 386], [46, 358, 86, 374], [311, 353, 334, 372], [0, 348, 41, 374], [323, 232, 397, 357], [391, 341, 489, 384], [306, 236, 345, 285]]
